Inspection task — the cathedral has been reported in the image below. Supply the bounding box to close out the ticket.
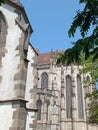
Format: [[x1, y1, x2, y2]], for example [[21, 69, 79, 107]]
[[0, 0, 98, 130]]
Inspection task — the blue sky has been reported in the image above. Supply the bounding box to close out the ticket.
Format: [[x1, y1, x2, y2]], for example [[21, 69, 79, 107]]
[[21, 0, 84, 53]]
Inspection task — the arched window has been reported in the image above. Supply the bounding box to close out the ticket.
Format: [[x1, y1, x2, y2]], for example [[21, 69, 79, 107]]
[[36, 100, 42, 120], [66, 75, 72, 119], [77, 75, 84, 119], [41, 73, 48, 88]]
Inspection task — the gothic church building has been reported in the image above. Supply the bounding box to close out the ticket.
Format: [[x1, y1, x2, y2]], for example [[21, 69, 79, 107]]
[[0, 0, 98, 130]]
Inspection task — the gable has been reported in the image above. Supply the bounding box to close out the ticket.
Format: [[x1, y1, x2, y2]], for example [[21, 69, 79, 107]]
[[2, 0, 33, 33]]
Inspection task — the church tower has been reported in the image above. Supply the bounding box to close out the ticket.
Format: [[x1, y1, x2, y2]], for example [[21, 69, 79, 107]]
[[0, 0, 38, 130]]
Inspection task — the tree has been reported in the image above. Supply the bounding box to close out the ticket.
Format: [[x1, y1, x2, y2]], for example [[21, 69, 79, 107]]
[[87, 90, 98, 124], [0, 0, 4, 5], [57, 0, 98, 65], [79, 54, 98, 84], [79, 54, 98, 124], [57, 0, 98, 125]]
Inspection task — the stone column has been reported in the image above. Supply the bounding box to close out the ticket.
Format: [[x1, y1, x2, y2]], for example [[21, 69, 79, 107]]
[[71, 64, 77, 130], [60, 66, 66, 130]]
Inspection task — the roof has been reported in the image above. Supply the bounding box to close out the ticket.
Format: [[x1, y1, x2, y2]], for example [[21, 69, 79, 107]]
[[38, 52, 51, 65], [10, 0, 23, 7], [38, 50, 65, 65]]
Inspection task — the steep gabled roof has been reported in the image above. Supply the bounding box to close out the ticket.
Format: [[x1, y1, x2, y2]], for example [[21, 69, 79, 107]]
[[38, 50, 65, 65], [38, 52, 51, 65]]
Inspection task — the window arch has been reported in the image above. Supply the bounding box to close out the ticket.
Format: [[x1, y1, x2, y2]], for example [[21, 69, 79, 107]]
[[66, 75, 72, 119], [36, 100, 42, 120], [77, 75, 84, 119], [41, 73, 48, 88]]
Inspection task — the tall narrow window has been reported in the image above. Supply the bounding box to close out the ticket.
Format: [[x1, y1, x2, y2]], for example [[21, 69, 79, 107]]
[[0, 12, 7, 47], [66, 75, 72, 119], [77, 75, 84, 119], [46, 100, 50, 121], [41, 73, 48, 88], [36, 100, 42, 120]]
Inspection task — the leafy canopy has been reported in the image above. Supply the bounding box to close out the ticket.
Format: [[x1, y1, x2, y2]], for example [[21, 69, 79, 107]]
[[57, 0, 98, 125], [0, 0, 4, 5], [57, 0, 98, 65]]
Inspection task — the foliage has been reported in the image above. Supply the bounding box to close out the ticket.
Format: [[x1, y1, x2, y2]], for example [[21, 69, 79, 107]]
[[79, 54, 98, 83], [0, 0, 4, 5], [57, 0, 98, 65], [57, 0, 98, 125], [78, 54, 98, 124], [87, 90, 98, 124]]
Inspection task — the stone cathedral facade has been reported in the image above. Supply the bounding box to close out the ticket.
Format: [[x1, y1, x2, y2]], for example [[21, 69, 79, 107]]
[[0, 0, 98, 130]]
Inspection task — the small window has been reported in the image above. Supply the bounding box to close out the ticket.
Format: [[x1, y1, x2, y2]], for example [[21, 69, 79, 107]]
[[36, 100, 42, 120], [41, 73, 48, 88]]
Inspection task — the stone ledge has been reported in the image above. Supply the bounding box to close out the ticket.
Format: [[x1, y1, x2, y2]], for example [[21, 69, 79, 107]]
[[0, 98, 28, 103], [26, 107, 38, 112]]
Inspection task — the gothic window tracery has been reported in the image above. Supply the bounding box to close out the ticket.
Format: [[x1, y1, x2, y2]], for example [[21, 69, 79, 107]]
[[36, 100, 42, 120], [66, 75, 72, 119], [77, 75, 84, 119], [41, 72, 48, 89]]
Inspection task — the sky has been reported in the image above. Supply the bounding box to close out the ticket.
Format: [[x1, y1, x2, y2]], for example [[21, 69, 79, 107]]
[[21, 0, 84, 53]]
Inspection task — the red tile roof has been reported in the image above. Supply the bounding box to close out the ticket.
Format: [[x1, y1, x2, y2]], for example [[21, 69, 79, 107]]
[[38, 52, 51, 65], [38, 50, 65, 65]]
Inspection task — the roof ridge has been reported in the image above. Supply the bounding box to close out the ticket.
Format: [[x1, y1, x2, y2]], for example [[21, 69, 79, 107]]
[[10, 0, 23, 7]]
